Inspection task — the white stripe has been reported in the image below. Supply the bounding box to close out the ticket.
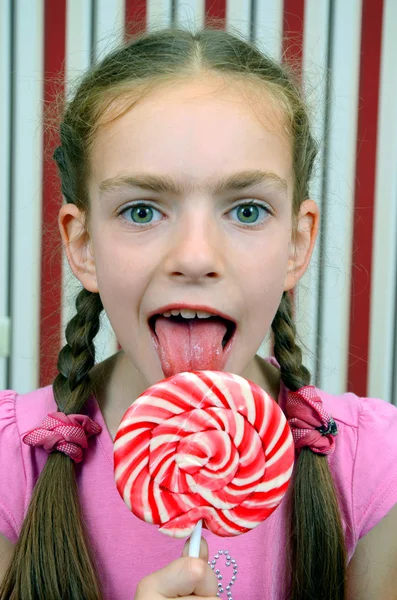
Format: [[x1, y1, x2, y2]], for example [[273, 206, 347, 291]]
[[226, 0, 252, 40], [0, 0, 12, 388], [239, 432, 260, 466], [152, 377, 218, 410], [318, 0, 363, 395], [296, 0, 331, 383], [94, 0, 125, 63], [141, 473, 153, 522], [189, 483, 237, 510], [215, 409, 245, 447], [263, 414, 285, 455], [62, 0, 93, 356], [66, 0, 93, 95], [218, 479, 258, 496], [206, 444, 239, 479], [240, 376, 256, 425], [214, 374, 240, 413], [149, 433, 181, 451], [122, 454, 149, 510], [232, 470, 264, 487], [257, 396, 272, 440], [265, 432, 293, 467], [10, 0, 44, 392], [223, 509, 261, 531], [148, 452, 174, 485], [113, 427, 148, 452], [255, 0, 284, 62], [175, 0, 205, 30], [114, 445, 149, 482], [152, 479, 171, 522], [160, 524, 195, 538], [252, 463, 294, 494], [147, 0, 173, 31], [184, 374, 226, 409], [131, 395, 185, 415], [368, 0, 397, 405]]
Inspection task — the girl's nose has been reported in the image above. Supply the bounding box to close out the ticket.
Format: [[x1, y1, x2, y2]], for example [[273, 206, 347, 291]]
[[163, 213, 225, 282]]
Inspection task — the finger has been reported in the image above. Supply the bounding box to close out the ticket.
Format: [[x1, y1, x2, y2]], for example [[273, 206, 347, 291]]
[[182, 536, 209, 562], [137, 556, 218, 598]]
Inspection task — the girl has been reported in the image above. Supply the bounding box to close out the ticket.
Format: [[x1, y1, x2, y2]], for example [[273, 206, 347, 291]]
[[1, 23, 397, 600]]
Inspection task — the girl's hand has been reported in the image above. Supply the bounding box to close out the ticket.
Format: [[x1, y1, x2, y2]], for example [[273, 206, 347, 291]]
[[134, 537, 218, 599]]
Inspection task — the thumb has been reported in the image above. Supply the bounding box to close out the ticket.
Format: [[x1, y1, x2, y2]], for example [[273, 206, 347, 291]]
[[182, 536, 209, 562]]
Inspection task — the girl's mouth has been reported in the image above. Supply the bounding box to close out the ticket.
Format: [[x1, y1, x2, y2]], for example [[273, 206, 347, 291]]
[[148, 310, 236, 377]]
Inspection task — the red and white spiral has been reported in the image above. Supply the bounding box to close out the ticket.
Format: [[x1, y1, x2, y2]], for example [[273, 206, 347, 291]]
[[114, 371, 294, 538]]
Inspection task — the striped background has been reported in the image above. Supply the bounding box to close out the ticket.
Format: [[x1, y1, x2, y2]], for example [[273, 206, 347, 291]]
[[1, 0, 397, 405]]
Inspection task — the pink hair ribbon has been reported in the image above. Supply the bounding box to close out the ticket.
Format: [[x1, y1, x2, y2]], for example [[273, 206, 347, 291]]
[[22, 412, 102, 463], [285, 386, 338, 455]]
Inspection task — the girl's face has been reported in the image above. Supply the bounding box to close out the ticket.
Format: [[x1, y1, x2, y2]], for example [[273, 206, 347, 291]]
[[60, 77, 318, 388]]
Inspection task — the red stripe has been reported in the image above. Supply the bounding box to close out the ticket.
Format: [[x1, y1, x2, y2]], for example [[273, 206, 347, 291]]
[[125, 0, 147, 38], [147, 477, 162, 524], [39, 0, 66, 388], [282, 0, 305, 82], [205, 0, 226, 26], [348, 0, 384, 396]]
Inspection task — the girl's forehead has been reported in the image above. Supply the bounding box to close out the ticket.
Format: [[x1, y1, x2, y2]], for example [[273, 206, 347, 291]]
[[93, 76, 290, 145], [96, 75, 288, 125], [88, 79, 293, 188]]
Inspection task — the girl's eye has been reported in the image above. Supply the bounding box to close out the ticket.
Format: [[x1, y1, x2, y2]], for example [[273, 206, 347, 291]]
[[118, 201, 270, 227], [118, 203, 163, 226], [230, 202, 270, 226]]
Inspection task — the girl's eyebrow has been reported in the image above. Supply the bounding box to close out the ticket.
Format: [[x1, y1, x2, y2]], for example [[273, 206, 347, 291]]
[[98, 169, 288, 197]]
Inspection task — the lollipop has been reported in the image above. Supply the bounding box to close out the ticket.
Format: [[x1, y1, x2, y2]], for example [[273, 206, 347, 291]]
[[114, 370, 294, 552]]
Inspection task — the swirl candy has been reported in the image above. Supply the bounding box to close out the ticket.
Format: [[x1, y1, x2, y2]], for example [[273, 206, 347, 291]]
[[114, 371, 294, 538]]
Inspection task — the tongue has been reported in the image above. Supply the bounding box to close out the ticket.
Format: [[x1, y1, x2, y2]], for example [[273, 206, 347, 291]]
[[154, 317, 228, 378]]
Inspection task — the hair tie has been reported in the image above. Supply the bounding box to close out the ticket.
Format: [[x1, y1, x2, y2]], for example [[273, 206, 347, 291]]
[[285, 386, 338, 455], [22, 412, 102, 463]]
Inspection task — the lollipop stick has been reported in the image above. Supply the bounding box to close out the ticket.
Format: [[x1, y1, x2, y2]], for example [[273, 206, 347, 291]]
[[188, 519, 202, 557]]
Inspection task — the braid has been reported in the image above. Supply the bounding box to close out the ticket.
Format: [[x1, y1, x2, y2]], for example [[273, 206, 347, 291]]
[[271, 291, 310, 392], [53, 287, 103, 413], [272, 291, 347, 599], [0, 289, 105, 600]]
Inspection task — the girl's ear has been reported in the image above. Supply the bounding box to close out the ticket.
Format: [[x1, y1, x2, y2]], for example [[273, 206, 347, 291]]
[[58, 203, 99, 293], [283, 199, 320, 291]]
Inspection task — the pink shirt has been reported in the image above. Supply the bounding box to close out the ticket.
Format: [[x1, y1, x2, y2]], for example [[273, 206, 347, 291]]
[[2, 360, 397, 599]]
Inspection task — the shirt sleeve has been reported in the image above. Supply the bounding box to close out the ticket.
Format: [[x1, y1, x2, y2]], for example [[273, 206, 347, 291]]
[[353, 396, 397, 540], [0, 390, 24, 543]]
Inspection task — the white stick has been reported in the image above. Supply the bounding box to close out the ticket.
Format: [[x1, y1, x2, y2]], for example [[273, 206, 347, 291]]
[[188, 520, 202, 557]]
